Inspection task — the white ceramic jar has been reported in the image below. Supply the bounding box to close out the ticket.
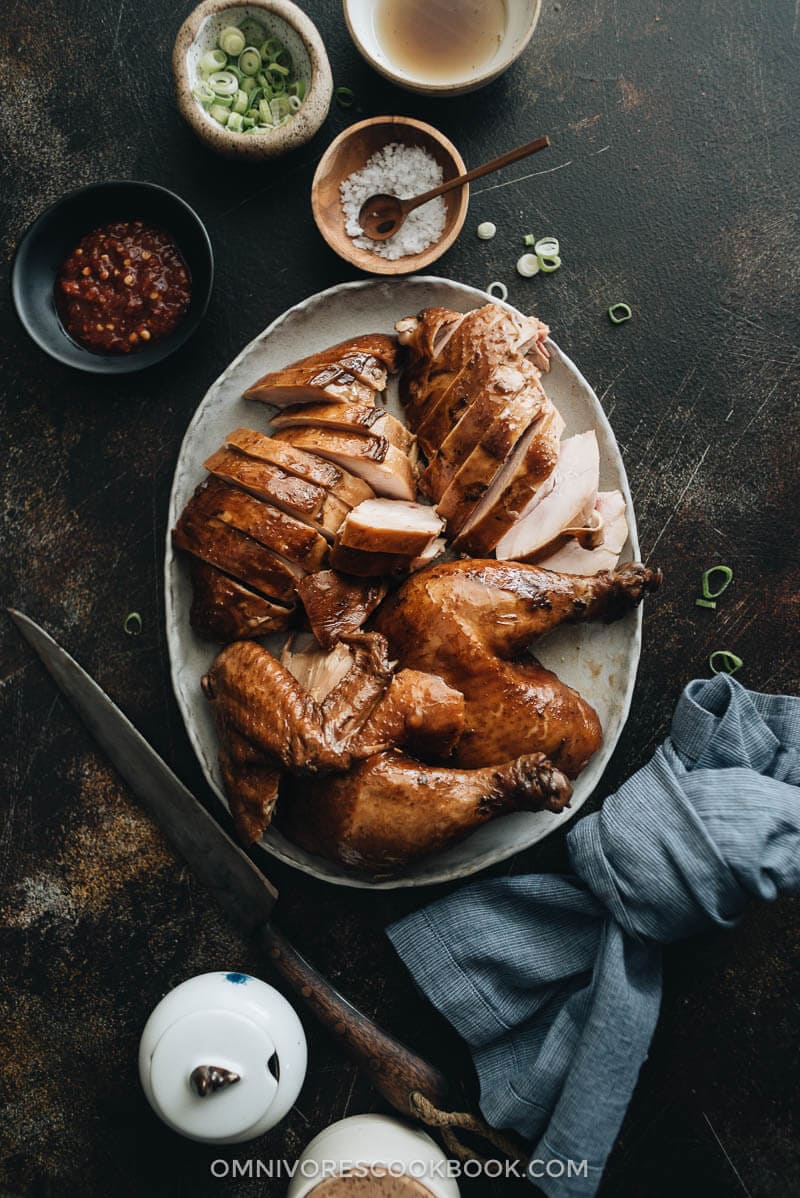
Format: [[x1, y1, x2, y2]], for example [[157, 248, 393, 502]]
[[139, 971, 307, 1143], [287, 1114, 460, 1197]]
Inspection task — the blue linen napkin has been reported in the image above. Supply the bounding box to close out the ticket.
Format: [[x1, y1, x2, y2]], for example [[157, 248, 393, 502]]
[[387, 676, 800, 1196]]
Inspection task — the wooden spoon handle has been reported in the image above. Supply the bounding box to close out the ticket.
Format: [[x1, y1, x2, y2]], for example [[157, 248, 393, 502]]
[[259, 921, 450, 1114], [406, 134, 550, 211]]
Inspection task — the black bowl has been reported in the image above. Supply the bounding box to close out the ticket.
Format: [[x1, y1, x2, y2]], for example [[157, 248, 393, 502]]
[[11, 180, 214, 374]]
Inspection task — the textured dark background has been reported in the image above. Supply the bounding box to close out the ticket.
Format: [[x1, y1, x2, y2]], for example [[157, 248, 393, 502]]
[[1, 0, 799, 1195]]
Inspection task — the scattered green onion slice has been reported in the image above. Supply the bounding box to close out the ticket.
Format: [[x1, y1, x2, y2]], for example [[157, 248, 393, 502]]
[[695, 598, 717, 610], [335, 86, 355, 108], [289, 80, 306, 100], [124, 612, 142, 637], [208, 103, 230, 125], [208, 69, 239, 96], [192, 81, 215, 106], [241, 75, 257, 96], [199, 48, 227, 72], [227, 111, 244, 132], [702, 564, 733, 600], [219, 25, 246, 57], [289, 94, 302, 112], [517, 253, 540, 277], [487, 280, 508, 302], [232, 88, 249, 114], [239, 45, 262, 75], [267, 60, 290, 76], [608, 302, 632, 324], [537, 253, 561, 273], [524, 232, 536, 246], [477, 221, 496, 240], [709, 650, 743, 676], [534, 236, 559, 256], [210, 93, 233, 109], [242, 116, 255, 129], [260, 36, 284, 60]]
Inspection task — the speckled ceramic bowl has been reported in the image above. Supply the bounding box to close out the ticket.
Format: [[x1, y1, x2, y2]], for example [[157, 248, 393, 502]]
[[173, 0, 333, 160]]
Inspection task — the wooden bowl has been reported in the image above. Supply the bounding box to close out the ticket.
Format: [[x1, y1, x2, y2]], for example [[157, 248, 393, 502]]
[[311, 116, 468, 276]]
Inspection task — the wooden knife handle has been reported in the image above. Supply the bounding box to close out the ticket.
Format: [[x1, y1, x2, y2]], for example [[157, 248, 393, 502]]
[[259, 921, 449, 1115]]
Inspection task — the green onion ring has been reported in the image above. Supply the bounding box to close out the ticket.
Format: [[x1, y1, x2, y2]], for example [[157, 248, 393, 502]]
[[487, 281, 508, 302], [695, 598, 717, 609], [534, 236, 559, 256], [219, 25, 246, 57], [524, 232, 535, 246], [238, 46, 262, 76], [708, 650, 743, 676], [608, 302, 632, 324], [335, 86, 355, 108], [124, 612, 143, 637], [199, 48, 227, 72], [208, 69, 239, 96], [702, 564, 733, 600], [537, 253, 561, 273]]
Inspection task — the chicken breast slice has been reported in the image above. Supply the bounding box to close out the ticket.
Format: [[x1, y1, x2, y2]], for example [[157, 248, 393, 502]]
[[495, 431, 600, 562], [173, 507, 300, 603], [225, 428, 374, 508], [452, 406, 565, 555], [270, 402, 414, 454], [188, 559, 293, 642], [272, 427, 416, 501], [537, 491, 628, 575], [243, 334, 398, 407], [204, 448, 350, 539], [337, 499, 443, 556]]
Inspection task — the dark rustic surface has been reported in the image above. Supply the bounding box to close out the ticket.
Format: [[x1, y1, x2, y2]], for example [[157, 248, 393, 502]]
[[1, 1, 798, 1195]]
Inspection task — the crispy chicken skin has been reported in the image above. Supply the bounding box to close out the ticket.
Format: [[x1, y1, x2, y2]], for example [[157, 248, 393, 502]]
[[189, 560, 293, 642], [280, 749, 572, 875], [373, 560, 662, 774], [297, 570, 388, 650]]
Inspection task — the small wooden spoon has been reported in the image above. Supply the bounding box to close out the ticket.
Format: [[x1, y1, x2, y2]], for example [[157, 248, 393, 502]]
[[358, 135, 550, 241]]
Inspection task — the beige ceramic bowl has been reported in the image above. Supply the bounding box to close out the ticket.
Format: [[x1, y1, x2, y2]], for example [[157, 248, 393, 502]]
[[343, 0, 541, 96], [311, 116, 468, 276], [173, 0, 333, 159]]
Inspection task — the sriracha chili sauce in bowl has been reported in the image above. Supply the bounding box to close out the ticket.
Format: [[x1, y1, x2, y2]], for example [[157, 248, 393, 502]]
[[12, 180, 213, 374]]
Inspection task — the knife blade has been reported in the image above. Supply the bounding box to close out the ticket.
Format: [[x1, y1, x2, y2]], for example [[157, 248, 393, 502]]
[[8, 609, 450, 1116]]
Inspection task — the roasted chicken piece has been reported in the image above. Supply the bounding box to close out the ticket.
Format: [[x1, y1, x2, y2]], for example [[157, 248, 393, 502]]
[[272, 427, 416, 501], [189, 560, 293, 642], [336, 500, 443, 557], [225, 428, 374, 509], [173, 502, 300, 604], [297, 570, 388, 649], [280, 749, 572, 875], [373, 560, 662, 773], [243, 334, 399, 407], [270, 402, 414, 454]]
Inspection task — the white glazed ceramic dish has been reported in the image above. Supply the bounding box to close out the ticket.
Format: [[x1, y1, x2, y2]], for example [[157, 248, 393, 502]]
[[343, 0, 542, 96], [165, 276, 642, 890]]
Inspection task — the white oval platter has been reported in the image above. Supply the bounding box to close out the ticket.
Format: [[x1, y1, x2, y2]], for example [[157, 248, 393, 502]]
[[165, 276, 641, 889]]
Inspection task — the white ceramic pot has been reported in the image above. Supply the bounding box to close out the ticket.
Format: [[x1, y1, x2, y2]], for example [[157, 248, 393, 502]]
[[287, 1114, 460, 1197], [139, 971, 307, 1143]]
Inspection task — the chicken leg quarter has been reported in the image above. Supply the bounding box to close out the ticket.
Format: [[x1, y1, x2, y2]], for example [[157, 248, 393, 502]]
[[373, 560, 662, 773]]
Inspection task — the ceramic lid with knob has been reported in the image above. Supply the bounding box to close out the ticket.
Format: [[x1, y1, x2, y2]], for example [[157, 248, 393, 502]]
[[139, 972, 307, 1144]]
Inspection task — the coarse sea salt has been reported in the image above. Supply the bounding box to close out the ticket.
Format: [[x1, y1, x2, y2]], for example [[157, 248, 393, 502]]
[[339, 142, 447, 261]]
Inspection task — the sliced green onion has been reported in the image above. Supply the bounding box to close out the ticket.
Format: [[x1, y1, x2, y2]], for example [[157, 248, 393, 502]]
[[608, 302, 632, 324], [702, 564, 733, 600], [335, 85, 355, 108], [242, 116, 256, 129], [209, 93, 233, 109], [534, 236, 559, 256], [267, 61, 289, 76], [238, 17, 267, 46], [709, 650, 743, 676], [208, 103, 230, 125], [477, 221, 496, 240], [199, 48, 227, 72], [219, 25, 246, 57], [260, 36, 284, 60], [695, 598, 717, 610], [524, 232, 536, 246], [192, 81, 216, 106], [232, 89, 249, 114], [258, 98, 273, 124], [238, 46, 262, 76], [289, 94, 302, 112], [289, 79, 306, 100], [124, 611, 142, 637], [208, 69, 239, 96], [516, 253, 540, 277], [227, 111, 244, 132], [226, 64, 244, 84], [537, 253, 561, 273], [241, 75, 257, 96], [487, 281, 508, 302]]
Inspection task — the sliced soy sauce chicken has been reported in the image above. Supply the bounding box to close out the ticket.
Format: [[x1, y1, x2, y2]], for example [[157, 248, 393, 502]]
[[225, 428, 374, 509], [452, 405, 565, 555], [280, 749, 571, 876], [373, 559, 662, 774], [537, 490, 629, 575], [271, 427, 416, 500], [297, 570, 388, 650], [396, 307, 467, 407], [243, 334, 398, 407], [188, 478, 329, 572], [188, 559, 293, 643], [495, 431, 600, 562], [270, 402, 414, 454], [336, 499, 443, 557]]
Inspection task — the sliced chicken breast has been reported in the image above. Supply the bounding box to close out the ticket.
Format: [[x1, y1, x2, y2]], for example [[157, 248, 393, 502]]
[[410, 536, 446, 572], [434, 390, 549, 535], [495, 431, 600, 562], [281, 637, 356, 701], [243, 334, 398, 407], [270, 402, 414, 454], [297, 570, 388, 650], [188, 559, 293, 642], [452, 406, 565, 555], [225, 428, 374, 508], [329, 543, 417, 578], [537, 491, 628, 575], [337, 499, 443, 556], [271, 427, 416, 501], [396, 308, 466, 406], [188, 478, 329, 572], [204, 448, 349, 539], [173, 508, 300, 603]]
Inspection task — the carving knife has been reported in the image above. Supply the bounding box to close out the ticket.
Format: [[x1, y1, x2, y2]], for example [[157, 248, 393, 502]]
[[8, 609, 449, 1116]]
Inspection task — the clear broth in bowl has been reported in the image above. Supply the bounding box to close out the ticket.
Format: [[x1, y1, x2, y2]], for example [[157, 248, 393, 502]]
[[374, 0, 507, 83]]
